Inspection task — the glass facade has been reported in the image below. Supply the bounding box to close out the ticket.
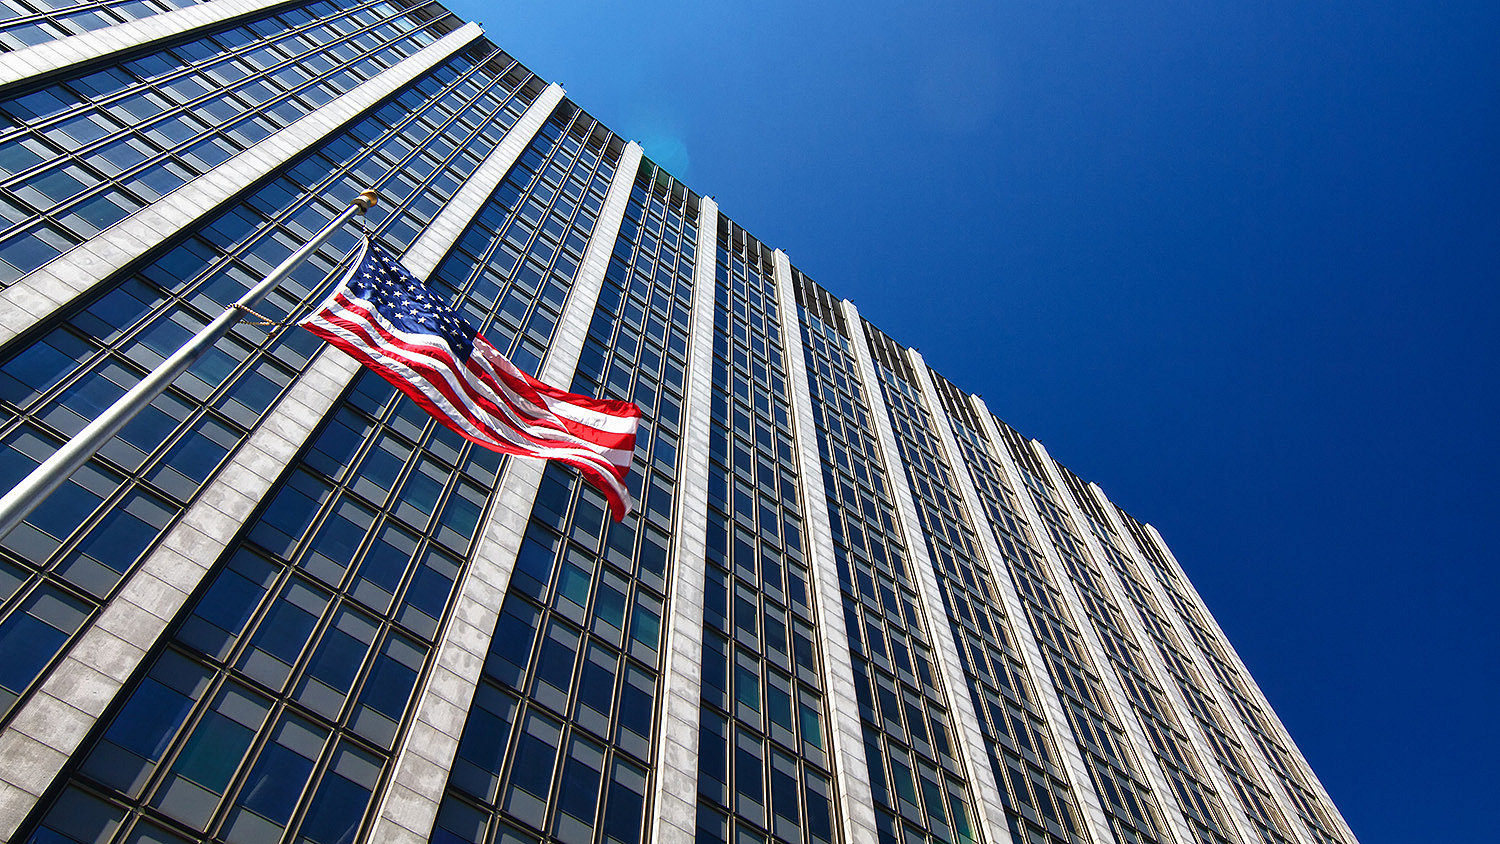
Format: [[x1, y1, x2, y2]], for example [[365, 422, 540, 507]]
[[794, 273, 977, 844], [988, 419, 1179, 844], [1108, 502, 1345, 844], [0, 29, 535, 725], [0, 3, 1357, 844], [929, 374, 1232, 844], [0, 0, 458, 284], [432, 159, 688, 844], [1, 0, 204, 51], [1097, 505, 1294, 844], [694, 224, 836, 844], [861, 323, 1096, 844]]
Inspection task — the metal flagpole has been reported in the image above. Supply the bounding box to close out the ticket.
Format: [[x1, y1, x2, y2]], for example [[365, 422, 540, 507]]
[[0, 190, 380, 542]]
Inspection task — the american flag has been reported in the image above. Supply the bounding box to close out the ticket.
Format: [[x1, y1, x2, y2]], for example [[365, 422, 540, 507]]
[[302, 241, 640, 520]]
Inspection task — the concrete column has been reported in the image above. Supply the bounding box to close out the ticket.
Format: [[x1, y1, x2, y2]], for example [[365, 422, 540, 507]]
[[368, 140, 644, 844], [0, 83, 565, 841], [768, 252, 879, 844], [832, 313, 1004, 844], [0, 0, 293, 89], [1020, 440, 1203, 844], [648, 197, 719, 844], [0, 22, 485, 349], [1086, 483, 1306, 844], [1140, 521, 1358, 844]]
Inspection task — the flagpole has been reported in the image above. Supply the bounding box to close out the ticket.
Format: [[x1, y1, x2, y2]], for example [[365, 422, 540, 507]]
[[0, 190, 379, 542]]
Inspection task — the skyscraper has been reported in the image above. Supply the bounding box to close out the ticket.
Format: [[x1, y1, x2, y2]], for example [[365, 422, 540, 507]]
[[0, 3, 1357, 844]]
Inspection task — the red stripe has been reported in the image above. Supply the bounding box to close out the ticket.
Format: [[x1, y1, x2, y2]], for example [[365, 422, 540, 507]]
[[469, 358, 639, 453], [307, 308, 634, 490]]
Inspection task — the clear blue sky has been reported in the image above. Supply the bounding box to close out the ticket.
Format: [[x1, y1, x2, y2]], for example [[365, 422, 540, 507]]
[[444, 2, 1499, 841]]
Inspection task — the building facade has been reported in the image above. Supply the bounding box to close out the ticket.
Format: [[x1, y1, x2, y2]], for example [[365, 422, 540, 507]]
[[0, 3, 1356, 844]]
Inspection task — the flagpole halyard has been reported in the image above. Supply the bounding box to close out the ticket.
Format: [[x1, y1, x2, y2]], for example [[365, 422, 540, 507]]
[[0, 192, 379, 542]]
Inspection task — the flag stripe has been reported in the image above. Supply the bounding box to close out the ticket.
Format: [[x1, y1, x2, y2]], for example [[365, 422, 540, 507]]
[[305, 306, 632, 471], [467, 341, 640, 447], [306, 299, 616, 457]]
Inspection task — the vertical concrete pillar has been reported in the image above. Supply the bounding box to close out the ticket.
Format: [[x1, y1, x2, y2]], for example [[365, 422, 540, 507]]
[[1139, 520, 1356, 844], [965, 396, 1156, 844], [1086, 482, 1306, 844], [648, 197, 720, 843], [0, 0, 297, 88], [769, 252, 880, 844], [879, 356, 1116, 844], [1020, 439, 1207, 844], [833, 311, 1006, 844]]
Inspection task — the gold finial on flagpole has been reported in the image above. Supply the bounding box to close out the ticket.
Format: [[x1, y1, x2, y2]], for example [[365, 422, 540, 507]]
[[354, 190, 380, 213]]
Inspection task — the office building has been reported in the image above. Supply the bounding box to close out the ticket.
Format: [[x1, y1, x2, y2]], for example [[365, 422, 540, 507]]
[[0, 2, 1357, 844]]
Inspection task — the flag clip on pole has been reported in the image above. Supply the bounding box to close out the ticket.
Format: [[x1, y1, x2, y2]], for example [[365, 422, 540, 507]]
[[0, 191, 380, 542]]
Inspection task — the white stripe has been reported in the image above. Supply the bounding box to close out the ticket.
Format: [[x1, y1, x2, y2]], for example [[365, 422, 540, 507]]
[[467, 339, 570, 428], [540, 393, 641, 434], [312, 312, 633, 511], [312, 247, 637, 449], [305, 313, 541, 448], [462, 342, 633, 465]]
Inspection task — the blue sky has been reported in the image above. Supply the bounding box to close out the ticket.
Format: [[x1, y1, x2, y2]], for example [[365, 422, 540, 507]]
[[442, 2, 1498, 841]]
